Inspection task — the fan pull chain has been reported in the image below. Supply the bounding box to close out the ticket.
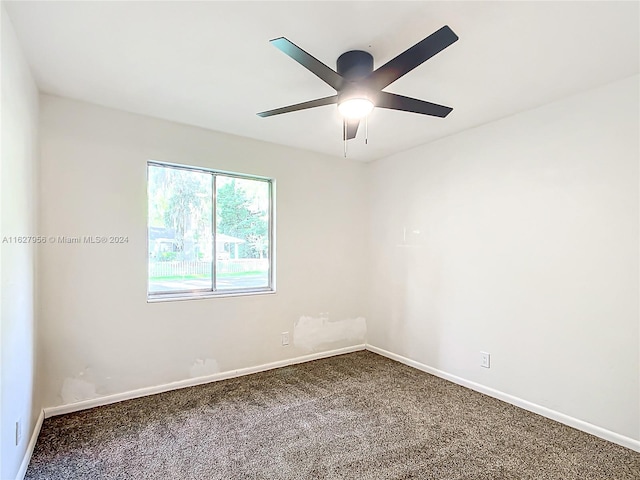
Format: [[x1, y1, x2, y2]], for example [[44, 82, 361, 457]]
[[365, 115, 368, 145], [343, 120, 347, 157]]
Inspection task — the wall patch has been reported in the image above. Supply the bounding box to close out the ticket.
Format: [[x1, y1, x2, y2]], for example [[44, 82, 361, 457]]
[[294, 315, 366, 351]]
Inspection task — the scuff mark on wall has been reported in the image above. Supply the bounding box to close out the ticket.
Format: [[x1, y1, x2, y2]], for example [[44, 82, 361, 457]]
[[189, 358, 220, 378], [60, 369, 99, 404], [294, 314, 366, 351]]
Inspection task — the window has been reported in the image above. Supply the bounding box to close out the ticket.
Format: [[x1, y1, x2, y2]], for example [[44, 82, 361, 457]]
[[147, 162, 273, 299]]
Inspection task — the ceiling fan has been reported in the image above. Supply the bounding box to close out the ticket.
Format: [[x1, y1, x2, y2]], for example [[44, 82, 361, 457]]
[[257, 26, 459, 147]]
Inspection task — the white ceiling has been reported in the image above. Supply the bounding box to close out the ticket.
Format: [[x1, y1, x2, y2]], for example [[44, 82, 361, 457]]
[[5, 1, 639, 161]]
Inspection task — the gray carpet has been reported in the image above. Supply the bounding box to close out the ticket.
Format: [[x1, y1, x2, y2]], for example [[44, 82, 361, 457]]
[[26, 351, 639, 479]]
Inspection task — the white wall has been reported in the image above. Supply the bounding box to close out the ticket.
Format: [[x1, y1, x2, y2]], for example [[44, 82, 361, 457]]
[[368, 76, 639, 442], [37, 95, 369, 409], [1, 6, 40, 479]]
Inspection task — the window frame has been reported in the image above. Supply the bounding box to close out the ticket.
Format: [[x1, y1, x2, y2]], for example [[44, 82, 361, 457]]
[[147, 160, 275, 302]]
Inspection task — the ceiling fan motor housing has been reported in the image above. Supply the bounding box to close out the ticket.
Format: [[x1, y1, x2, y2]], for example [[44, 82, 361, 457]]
[[336, 50, 374, 80], [337, 50, 374, 104]]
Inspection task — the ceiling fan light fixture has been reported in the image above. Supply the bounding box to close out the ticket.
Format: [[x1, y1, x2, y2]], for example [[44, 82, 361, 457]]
[[338, 97, 374, 119]]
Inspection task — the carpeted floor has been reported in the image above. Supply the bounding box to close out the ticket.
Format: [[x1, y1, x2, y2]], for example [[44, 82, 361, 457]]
[[26, 351, 639, 479]]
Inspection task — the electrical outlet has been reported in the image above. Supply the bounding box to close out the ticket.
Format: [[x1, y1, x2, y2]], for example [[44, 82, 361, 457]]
[[15, 419, 22, 446], [281, 332, 290, 346], [480, 352, 491, 369]]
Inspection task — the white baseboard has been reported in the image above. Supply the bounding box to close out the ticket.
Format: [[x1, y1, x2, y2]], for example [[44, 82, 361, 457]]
[[44, 344, 366, 418], [16, 409, 44, 480], [365, 344, 640, 453]]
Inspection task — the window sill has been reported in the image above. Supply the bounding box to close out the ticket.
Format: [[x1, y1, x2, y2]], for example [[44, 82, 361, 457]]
[[147, 288, 276, 303]]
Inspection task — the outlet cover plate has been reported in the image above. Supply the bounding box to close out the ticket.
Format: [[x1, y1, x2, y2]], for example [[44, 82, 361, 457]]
[[480, 352, 491, 368], [15, 420, 22, 446]]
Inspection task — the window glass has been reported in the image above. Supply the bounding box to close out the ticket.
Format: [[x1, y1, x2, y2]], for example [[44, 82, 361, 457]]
[[147, 163, 272, 299]]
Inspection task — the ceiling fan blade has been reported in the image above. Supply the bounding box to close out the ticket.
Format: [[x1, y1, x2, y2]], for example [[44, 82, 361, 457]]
[[367, 26, 458, 91], [344, 119, 360, 140], [376, 92, 453, 117], [257, 95, 338, 118], [271, 37, 344, 91]]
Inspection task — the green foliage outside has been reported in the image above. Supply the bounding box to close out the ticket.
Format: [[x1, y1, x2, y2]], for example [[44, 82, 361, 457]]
[[216, 178, 268, 259], [149, 271, 266, 281]]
